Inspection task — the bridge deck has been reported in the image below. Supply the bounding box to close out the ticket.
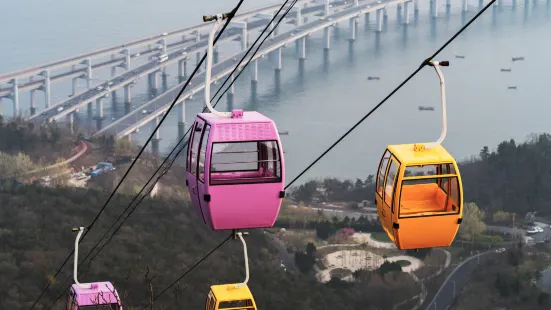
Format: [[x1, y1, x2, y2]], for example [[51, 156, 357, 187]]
[[96, 0, 402, 138]]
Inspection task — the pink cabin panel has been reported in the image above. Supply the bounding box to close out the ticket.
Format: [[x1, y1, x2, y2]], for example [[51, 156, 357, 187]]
[[208, 182, 284, 229], [70, 282, 122, 309]]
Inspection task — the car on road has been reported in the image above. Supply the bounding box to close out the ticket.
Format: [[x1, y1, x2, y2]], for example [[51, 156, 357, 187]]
[[495, 248, 506, 253], [162, 32, 168, 36], [57, 106, 64, 113], [97, 86, 103, 91]]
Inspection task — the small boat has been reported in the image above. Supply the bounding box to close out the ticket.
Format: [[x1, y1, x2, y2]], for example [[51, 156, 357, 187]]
[[500, 68, 512, 72], [455, 55, 465, 59], [367, 76, 380, 80], [508, 86, 517, 90], [418, 106, 435, 111], [278, 131, 289, 135], [512, 56, 524, 62]]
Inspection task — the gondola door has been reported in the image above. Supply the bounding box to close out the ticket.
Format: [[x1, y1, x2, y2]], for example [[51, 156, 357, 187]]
[[196, 123, 212, 226], [187, 119, 207, 223], [383, 156, 400, 242]]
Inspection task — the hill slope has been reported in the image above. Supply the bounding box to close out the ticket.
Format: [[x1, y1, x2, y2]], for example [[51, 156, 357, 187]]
[[0, 183, 362, 310]]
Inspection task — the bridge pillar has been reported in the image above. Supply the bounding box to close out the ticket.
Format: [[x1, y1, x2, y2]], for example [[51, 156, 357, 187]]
[[149, 72, 159, 92], [158, 38, 167, 55], [404, 2, 410, 24], [414, 0, 419, 14], [193, 30, 202, 72], [299, 37, 306, 59], [354, 0, 359, 5], [349, 18, 356, 42], [95, 98, 104, 120], [324, 0, 330, 15], [124, 84, 132, 105], [397, 4, 403, 23], [67, 112, 74, 134], [178, 58, 187, 79], [178, 99, 185, 125], [121, 49, 131, 71], [9, 78, 19, 117], [213, 46, 219, 64], [152, 115, 161, 143], [38, 70, 51, 109], [71, 70, 78, 97], [111, 54, 118, 77], [364, 12, 370, 26], [274, 47, 282, 71], [228, 74, 235, 100], [292, 7, 303, 26], [82, 58, 92, 89], [256, 13, 276, 38], [29, 76, 36, 116], [376, 9, 383, 32], [251, 59, 259, 84], [324, 26, 331, 50], [231, 21, 248, 51], [446, 0, 451, 9], [461, 0, 468, 11], [432, 0, 439, 18]]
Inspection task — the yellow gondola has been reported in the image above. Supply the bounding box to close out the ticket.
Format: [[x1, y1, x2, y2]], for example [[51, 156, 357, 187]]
[[375, 60, 463, 250], [206, 232, 258, 310]]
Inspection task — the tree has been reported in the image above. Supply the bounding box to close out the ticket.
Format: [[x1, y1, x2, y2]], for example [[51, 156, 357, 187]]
[[458, 202, 486, 240], [479, 146, 490, 160]]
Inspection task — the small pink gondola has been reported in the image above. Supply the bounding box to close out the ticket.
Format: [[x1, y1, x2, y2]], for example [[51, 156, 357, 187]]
[[67, 227, 123, 310], [185, 16, 285, 231]]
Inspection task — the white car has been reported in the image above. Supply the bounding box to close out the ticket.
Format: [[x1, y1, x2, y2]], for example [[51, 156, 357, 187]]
[[495, 248, 506, 253], [57, 106, 64, 112], [162, 32, 168, 36]]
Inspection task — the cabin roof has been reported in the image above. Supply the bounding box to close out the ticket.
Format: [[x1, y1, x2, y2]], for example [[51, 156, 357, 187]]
[[199, 111, 273, 124], [71, 281, 116, 295], [387, 143, 456, 165], [210, 284, 254, 301]]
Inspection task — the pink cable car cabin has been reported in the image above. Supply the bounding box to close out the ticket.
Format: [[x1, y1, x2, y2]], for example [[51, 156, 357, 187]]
[[67, 282, 122, 310], [186, 110, 285, 230]]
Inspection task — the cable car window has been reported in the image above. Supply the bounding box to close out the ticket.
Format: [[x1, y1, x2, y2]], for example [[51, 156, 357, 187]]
[[189, 121, 203, 176], [78, 304, 119, 309], [384, 159, 399, 205], [399, 176, 461, 217], [210, 141, 282, 186], [198, 124, 211, 182], [218, 300, 255, 309], [377, 150, 391, 196]]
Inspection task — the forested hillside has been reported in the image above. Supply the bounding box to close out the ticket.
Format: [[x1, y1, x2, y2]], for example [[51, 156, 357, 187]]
[[0, 183, 385, 310], [460, 133, 551, 217]]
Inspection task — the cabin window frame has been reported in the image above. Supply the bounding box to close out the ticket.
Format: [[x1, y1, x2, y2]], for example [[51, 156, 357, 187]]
[[217, 299, 255, 310], [206, 291, 217, 310], [208, 140, 283, 186], [197, 124, 212, 183], [77, 304, 119, 310], [376, 150, 391, 199], [188, 120, 204, 176], [397, 168, 462, 219]]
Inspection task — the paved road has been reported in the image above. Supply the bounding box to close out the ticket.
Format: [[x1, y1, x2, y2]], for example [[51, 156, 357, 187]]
[[262, 229, 298, 272], [97, 0, 398, 138], [424, 250, 501, 310]]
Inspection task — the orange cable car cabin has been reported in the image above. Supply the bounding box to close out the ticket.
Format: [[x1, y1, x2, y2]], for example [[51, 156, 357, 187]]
[[375, 143, 463, 250], [206, 284, 257, 310]]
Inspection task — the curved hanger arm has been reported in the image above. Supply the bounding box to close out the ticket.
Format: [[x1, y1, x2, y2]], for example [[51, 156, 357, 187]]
[[425, 60, 449, 149], [235, 232, 250, 288], [204, 14, 232, 118], [73, 227, 92, 289]]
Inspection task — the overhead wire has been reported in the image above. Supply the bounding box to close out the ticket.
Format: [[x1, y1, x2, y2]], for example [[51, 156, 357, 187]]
[[40, 0, 294, 308], [28, 1, 244, 309], [283, 0, 497, 189], [37, 0, 496, 308], [138, 1, 497, 308]]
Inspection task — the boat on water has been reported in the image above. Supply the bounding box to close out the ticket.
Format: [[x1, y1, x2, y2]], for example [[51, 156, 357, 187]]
[[455, 55, 465, 59], [278, 131, 289, 135], [508, 86, 517, 90], [367, 76, 380, 80], [500, 68, 512, 72], [418, 106, 435, 111], [512, 56, 525, 61]]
